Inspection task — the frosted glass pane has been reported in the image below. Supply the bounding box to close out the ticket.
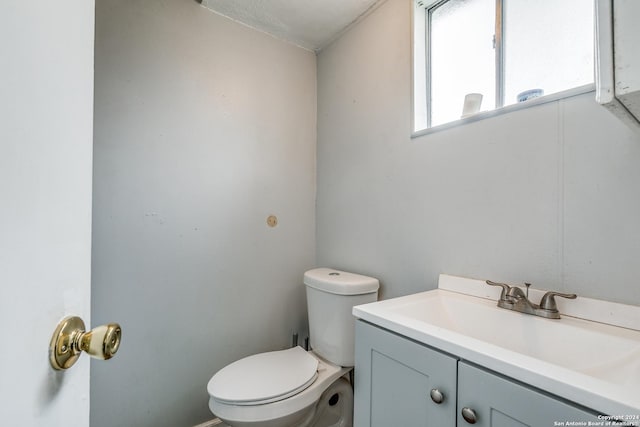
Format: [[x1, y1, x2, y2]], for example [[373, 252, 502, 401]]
[[430, 0, 495, 127], [503, 0, 594, 106]]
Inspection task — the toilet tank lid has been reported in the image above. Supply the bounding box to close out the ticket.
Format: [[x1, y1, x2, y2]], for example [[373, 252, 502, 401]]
[[304, 268, 379, 295]]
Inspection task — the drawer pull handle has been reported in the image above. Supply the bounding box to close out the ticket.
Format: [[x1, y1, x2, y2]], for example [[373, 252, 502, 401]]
[[461, 407, 478, 424], [429, 388, 444, 404]]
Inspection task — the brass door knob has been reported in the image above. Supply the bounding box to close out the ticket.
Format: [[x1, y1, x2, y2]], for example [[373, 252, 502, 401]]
[[49, 316, 122, 370]]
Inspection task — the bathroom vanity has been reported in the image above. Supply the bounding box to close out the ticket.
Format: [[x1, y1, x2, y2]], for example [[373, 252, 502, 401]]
[[352, 275, 640, 427]]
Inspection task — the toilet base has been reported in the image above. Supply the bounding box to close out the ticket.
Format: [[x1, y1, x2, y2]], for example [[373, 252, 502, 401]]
[[309, 377, 353, 427], [218, 405, 315, 427]]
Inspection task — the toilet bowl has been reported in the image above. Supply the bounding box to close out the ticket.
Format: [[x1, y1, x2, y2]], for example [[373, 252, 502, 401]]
[[207, 268, 379, 427]]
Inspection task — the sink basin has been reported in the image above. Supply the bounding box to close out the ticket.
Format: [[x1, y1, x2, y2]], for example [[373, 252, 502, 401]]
[[393, 290, 640, 381], [353, 278, 640, 416]]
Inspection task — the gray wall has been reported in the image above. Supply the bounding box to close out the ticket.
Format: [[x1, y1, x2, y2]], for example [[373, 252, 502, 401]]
[[92, 1, 316, 426], [316, 0, 640, 305]]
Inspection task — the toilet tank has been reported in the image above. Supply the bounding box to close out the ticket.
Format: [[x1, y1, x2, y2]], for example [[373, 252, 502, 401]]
[[304, 268, 379, 367]]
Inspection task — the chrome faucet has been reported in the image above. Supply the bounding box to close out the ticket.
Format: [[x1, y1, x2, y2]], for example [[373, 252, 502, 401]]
[[486, 280, 576, 319]]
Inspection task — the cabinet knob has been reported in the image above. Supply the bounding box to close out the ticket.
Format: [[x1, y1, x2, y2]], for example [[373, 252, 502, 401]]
[[429, 388, 444, 404], [461, 407, 478, 424]]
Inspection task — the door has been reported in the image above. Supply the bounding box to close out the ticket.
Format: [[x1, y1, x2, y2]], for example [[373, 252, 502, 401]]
[[457, 362, 600, 427], [0, 1, 95, 426], [354, 321, 457, 427]]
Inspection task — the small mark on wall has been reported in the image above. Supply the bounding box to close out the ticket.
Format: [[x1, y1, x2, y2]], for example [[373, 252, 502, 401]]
[[144, 212, 165, 225], [267, 215, 278, 228]]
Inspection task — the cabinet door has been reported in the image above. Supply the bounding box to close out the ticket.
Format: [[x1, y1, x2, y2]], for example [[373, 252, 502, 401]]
[[596, 0, 640, 128], [354, 321, 457, 427], [613, 0, 640, 119], [457, 362, 600, 427]]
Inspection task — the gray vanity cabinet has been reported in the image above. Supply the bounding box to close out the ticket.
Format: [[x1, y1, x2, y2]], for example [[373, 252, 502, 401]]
[[457, 362, 599, 426], [354, 320, 457, 427], [355, 320, 601, 427]]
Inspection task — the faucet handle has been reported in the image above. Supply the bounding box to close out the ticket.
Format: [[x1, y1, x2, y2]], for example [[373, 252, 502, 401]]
[[486, 280, 511, 301], [539, 291, 577, 312]]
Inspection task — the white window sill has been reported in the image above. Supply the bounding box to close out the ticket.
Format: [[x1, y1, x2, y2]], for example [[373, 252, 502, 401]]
[[411, 84, 595, 139]]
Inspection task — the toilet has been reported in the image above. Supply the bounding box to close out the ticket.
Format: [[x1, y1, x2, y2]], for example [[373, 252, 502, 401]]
[[207, 268, 379, 427]]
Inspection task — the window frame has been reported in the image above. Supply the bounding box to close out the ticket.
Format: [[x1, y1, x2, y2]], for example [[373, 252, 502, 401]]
[[412, 0, 596, 135]]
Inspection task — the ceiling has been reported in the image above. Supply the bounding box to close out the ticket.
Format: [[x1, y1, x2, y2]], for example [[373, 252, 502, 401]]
[[199, 0, 384, 52]]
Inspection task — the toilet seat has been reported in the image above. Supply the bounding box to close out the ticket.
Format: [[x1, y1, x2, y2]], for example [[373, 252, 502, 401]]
[[208, 346, 319, 405]]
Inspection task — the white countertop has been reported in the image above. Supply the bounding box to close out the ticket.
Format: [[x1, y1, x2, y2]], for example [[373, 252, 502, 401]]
[[353, 274, 640, 417]]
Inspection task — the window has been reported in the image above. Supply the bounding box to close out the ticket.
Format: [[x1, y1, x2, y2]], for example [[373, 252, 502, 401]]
[[413, 0, 595, 132]]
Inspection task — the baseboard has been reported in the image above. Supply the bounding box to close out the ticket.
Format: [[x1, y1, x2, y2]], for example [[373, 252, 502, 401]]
[[193, 418, 224, 427]]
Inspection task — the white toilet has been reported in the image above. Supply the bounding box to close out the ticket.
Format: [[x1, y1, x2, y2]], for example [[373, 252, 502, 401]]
[[207, 268, 379, 427]]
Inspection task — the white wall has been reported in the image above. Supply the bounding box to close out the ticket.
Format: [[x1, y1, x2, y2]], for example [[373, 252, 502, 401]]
[[0, 1, 94, 425], [317, 0, 640, 305], [91, 1, 317, 426]]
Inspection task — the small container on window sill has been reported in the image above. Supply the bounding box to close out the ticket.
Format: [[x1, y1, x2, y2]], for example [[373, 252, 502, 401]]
[[461, 93, 483, 119], [517, 89, 544, 102]]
